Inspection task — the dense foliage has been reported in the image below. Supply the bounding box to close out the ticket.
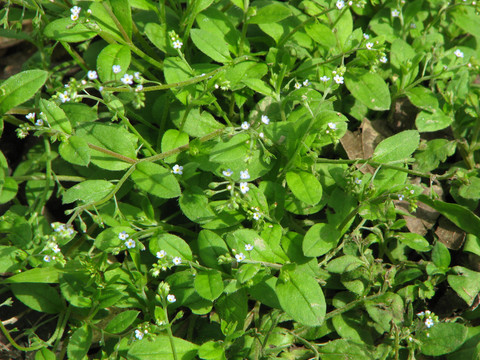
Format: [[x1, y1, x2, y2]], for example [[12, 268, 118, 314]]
[[1, 0, 480, 359]]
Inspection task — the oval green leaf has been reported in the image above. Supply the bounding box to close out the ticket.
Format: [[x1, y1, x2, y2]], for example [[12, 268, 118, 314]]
[[67, 325, 93, 360], [396, 233, 431, 252], [104, 310, 140, 334], [149, 233, 192, 261], [0, 70, 48, 114], [345, 69, 391, 111], [131, 162, 181, 199], [190, 28, 231, 63], [63, 180, 115, 204], [286, 171, 322, 206], [97, 44, 131, 82], [128, 334, 198, 360], [44, 18, 96, 42], [276, 268, 326, 327], [59, 136, 91, 166], [40, 99, 72, 134], [303, 223, 341, 257], [11, 283, 64, 314], [194, 270, 224, 301], [372, 130, 419, 164], [415, 110, 453, 133]]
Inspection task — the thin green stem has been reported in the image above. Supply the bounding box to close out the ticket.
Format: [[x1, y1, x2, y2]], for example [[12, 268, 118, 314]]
[[118, 112, 157, 155], [0, 320, 44, 351]]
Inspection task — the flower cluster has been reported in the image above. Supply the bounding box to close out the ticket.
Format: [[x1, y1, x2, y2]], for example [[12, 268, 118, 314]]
[[169, 31, 183, 50], [417, 310, 438, 329], [293, 79, 310, 90], [70, 6, 81, 21], [151, 250, 183, 277]]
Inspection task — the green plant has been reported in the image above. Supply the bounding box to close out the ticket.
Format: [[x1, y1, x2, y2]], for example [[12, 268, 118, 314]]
[[1, 0, 480, 359]]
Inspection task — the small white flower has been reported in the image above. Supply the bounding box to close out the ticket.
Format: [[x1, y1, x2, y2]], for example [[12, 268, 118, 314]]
[[59, 91, 70, 103], [261, 115, 270, 124], [245, 244, 254, 251], [87, 9, 92, 14], [52, 244, 61, 254], [303, 79, 310, 86], [253, 212, 261, 220], [81, 79, 87, 85], [134, 72, 141, 80], [454, 49, 464, 58], [167, 294, 176, 303], [87, 70, 98, 80], [354, 178, 362, 185], [334, 75, 344, 84], [410, 22, 417, 28], [172, 257, 182, 265], [71, 6, 81, 15], [112, 65, 121, 74], [172, 164, 183, 175], [71, 12, 79, 21], [235, 253, 245, 262], [99, 86, 104, 92], [26, 112, 35, 120], [121, 73, 134, 85], [336, 0, 345, 9], [398, 194, 404, 201], [156, 250, 166, 258], [134, 329, 144, 340], [417, 311, 425, 316], [320, 76, 330, 82], [366, 42, 374, 50], [259, 132, 264, 138], [35, 119, 44, 126], [363, 33, 370, 40], [327, 122, 337, 130], [214, 84, 219, 89], [173, 40, 183, 49], [135, 85, 143, 92], [408, 336, 413, 342], [125, 239, 135, 249], [119, 231, 129, 240], [240, 170, 250, 180], [294, 82, 302, 89], [239, 182, 249, 194], [241, 121, 250, 130], [425, 318, 434, 328], [223, 169, 233, 177], [425, 310, 431, 315], [391, 9, 400, 17], [348, 0, 353, 5], [379, 56, 388, 63], [44, 255, 51, 262]]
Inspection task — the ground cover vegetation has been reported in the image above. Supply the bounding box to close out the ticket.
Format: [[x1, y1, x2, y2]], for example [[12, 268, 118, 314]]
[[1, 0, 480, 358]]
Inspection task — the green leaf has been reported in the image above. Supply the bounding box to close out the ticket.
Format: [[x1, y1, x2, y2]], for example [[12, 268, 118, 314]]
[[39, 99, 72, 134], [345, 69, 391, 111], [227, 228, 282, 263], [432, 242, 451, 269], [59, 136, 91, 166], [451, 5, 480, 39], [105, 310, 140, 334], [11, 283, 64, 314], [286, 171, 322, 206], [161, 129, 189, 163], [0, 70, 48, 115], [197, 230, 229, 270], [131, 162, 181, 199], [149, 233, 193, 261], [194, 270, 224, 301], [75, 122, 137, 171], [396, 233, 431, 252], [248, 3, 291, 24], [67, 325, 93, 360], [144, 23, 172, 55], [97, 44, 131, 82], [303, 223, 341, 257], [43, 18, 96, 42], [418, 195, 480, 238], [190, 28, 231, 63], [198, 341, 226, 360], [419, 322, 468, 356], [0, 177, 18, 204], [305, 22, 336, 49], [128, 334, 198, 360], [178, 108, 224, 137], [275, 267, 326, 327], [414, 139, 456, 173], [415, 110, 453, 133], [406, 86, 439, 112], [94, 226, 131, 252], [63, 180, 115, 204], [372, 130, 419, 163], [209, 133, 250, 163], [4, 267, 63, 283], [35, 348, 56, 360], [448, 266, 480, 306], [241, 78, 275, 97], [319, 339, 374, 360], [109, 0, 132, 38], [458, 177, 480, 200]]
